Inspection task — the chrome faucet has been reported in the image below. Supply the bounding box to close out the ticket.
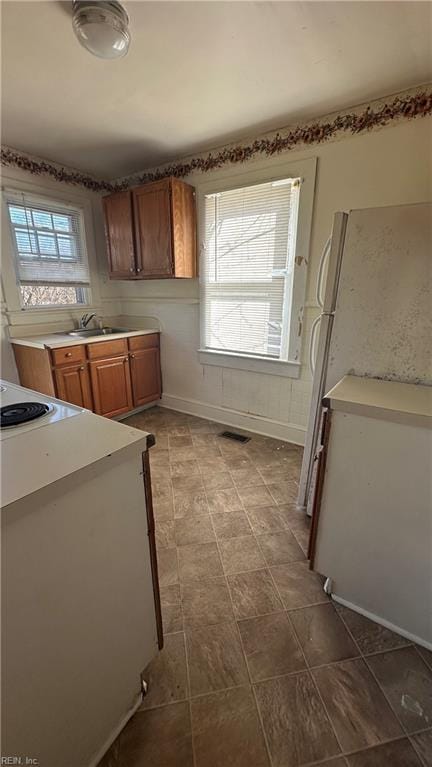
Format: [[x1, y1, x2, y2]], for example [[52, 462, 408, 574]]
[[79, 313, 97, 329]]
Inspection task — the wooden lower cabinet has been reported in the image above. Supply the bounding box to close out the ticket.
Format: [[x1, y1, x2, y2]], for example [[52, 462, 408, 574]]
[[130, 347, 161, 406], [13, 332, 162, 418], [89, 355, 133, 418], [54, 363, 93, 410]]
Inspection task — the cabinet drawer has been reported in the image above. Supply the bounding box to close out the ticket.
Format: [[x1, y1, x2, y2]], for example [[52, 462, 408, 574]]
[[128, 333, 160, 352], [51, 345, 85, 366], [87, 338, 128, 360]]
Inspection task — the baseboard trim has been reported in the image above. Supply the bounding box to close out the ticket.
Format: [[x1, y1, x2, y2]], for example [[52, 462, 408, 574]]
[[115, 401, 159, 421], [332, 594, 432, 651], [160, 393, 306, 445]]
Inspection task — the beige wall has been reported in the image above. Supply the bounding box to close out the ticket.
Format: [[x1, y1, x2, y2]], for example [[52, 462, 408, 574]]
[[2, 116, 431, 441], [114, 116, 432, 442]]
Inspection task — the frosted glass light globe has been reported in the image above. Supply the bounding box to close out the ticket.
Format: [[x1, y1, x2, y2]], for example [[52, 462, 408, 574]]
[[73, 1, 131, 60]]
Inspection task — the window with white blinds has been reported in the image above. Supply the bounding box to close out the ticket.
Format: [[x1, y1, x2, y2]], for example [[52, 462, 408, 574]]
[[5, 190, 90, 290], [202, 177, 301, 360]]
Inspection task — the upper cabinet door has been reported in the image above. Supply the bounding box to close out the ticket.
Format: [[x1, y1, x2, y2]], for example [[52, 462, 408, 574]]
[[103, 191, 136, 279], [133, 181, 173, 278], [171, 179, 197, 278]]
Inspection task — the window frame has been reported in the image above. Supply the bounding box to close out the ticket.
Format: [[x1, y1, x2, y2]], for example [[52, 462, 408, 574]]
[[5, 190, 91, 311], [1, 181, 100, 320], [198, 156, 316, 378]]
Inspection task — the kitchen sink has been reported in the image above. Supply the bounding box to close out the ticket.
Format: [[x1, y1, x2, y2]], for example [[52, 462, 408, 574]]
[[65, 327, 129, 338]]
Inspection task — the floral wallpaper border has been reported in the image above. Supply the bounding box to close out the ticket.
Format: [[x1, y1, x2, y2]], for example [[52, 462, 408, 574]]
[[118, 88, 432, 189], [1, 87, 431, 193], [0, 147, 115, 193]]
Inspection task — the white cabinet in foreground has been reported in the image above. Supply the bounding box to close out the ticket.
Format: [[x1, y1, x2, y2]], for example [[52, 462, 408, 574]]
[[310, 375, 432, 649], [1, 381, 162, 767]]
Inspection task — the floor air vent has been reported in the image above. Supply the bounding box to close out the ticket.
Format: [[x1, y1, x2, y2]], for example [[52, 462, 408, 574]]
[[219, 431, 250, 444]]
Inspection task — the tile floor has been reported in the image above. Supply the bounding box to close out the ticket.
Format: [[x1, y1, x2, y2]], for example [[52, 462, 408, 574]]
[[99, 407, 432, 767]]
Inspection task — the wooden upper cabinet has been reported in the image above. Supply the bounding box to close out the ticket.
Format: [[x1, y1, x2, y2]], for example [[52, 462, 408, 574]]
[[103, 178, 196, 280], [103, 191, 136, 278]]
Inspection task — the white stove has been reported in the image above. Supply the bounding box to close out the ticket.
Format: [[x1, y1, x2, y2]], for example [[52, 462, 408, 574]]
[[0, 380, 85, 440]]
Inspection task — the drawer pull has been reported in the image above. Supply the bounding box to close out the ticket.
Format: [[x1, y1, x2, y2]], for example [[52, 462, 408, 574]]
[[65, 352, 72, 357]]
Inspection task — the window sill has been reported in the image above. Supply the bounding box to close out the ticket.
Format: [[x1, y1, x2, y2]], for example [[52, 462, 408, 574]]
[[198, 349, 301, 378], [19, 305, 91, 312]]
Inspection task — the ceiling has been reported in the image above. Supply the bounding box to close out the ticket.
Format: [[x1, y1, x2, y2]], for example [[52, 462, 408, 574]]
[[1, 1, 431, 179]]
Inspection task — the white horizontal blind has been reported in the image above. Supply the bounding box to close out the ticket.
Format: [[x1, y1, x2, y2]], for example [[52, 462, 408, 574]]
[[5, 190, 90, 286], [202, 177, 300, 359]]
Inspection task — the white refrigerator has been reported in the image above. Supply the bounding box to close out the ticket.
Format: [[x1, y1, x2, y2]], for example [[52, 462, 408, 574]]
[[297, 202, 432, 515]]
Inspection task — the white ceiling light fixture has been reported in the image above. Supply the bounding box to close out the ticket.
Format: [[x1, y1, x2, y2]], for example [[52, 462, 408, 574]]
[[72, 1, 131, 59]]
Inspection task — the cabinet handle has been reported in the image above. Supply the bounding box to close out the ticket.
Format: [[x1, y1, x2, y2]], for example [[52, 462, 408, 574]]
[[124, 357, 128, 363], [129, 267, 134, 272], [80, 366, 84, 371], [65, 352, 72, 357], [136, 268, 141, 272], [130, 354, 135, 359]]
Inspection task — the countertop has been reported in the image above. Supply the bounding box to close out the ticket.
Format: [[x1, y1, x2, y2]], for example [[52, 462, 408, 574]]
[[324, 375, 432, 429], [2, 411, 151, 507], [11, 328, 160, 350]]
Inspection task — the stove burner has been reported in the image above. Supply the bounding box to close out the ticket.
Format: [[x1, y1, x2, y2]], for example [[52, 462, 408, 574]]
[[1, 402, 51, 428]]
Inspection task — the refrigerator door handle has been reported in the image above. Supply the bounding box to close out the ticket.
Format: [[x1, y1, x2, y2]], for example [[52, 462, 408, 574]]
[[309, 314, 322, 375], [297, 213, 347, 515], [316, 236, 332, 309]]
